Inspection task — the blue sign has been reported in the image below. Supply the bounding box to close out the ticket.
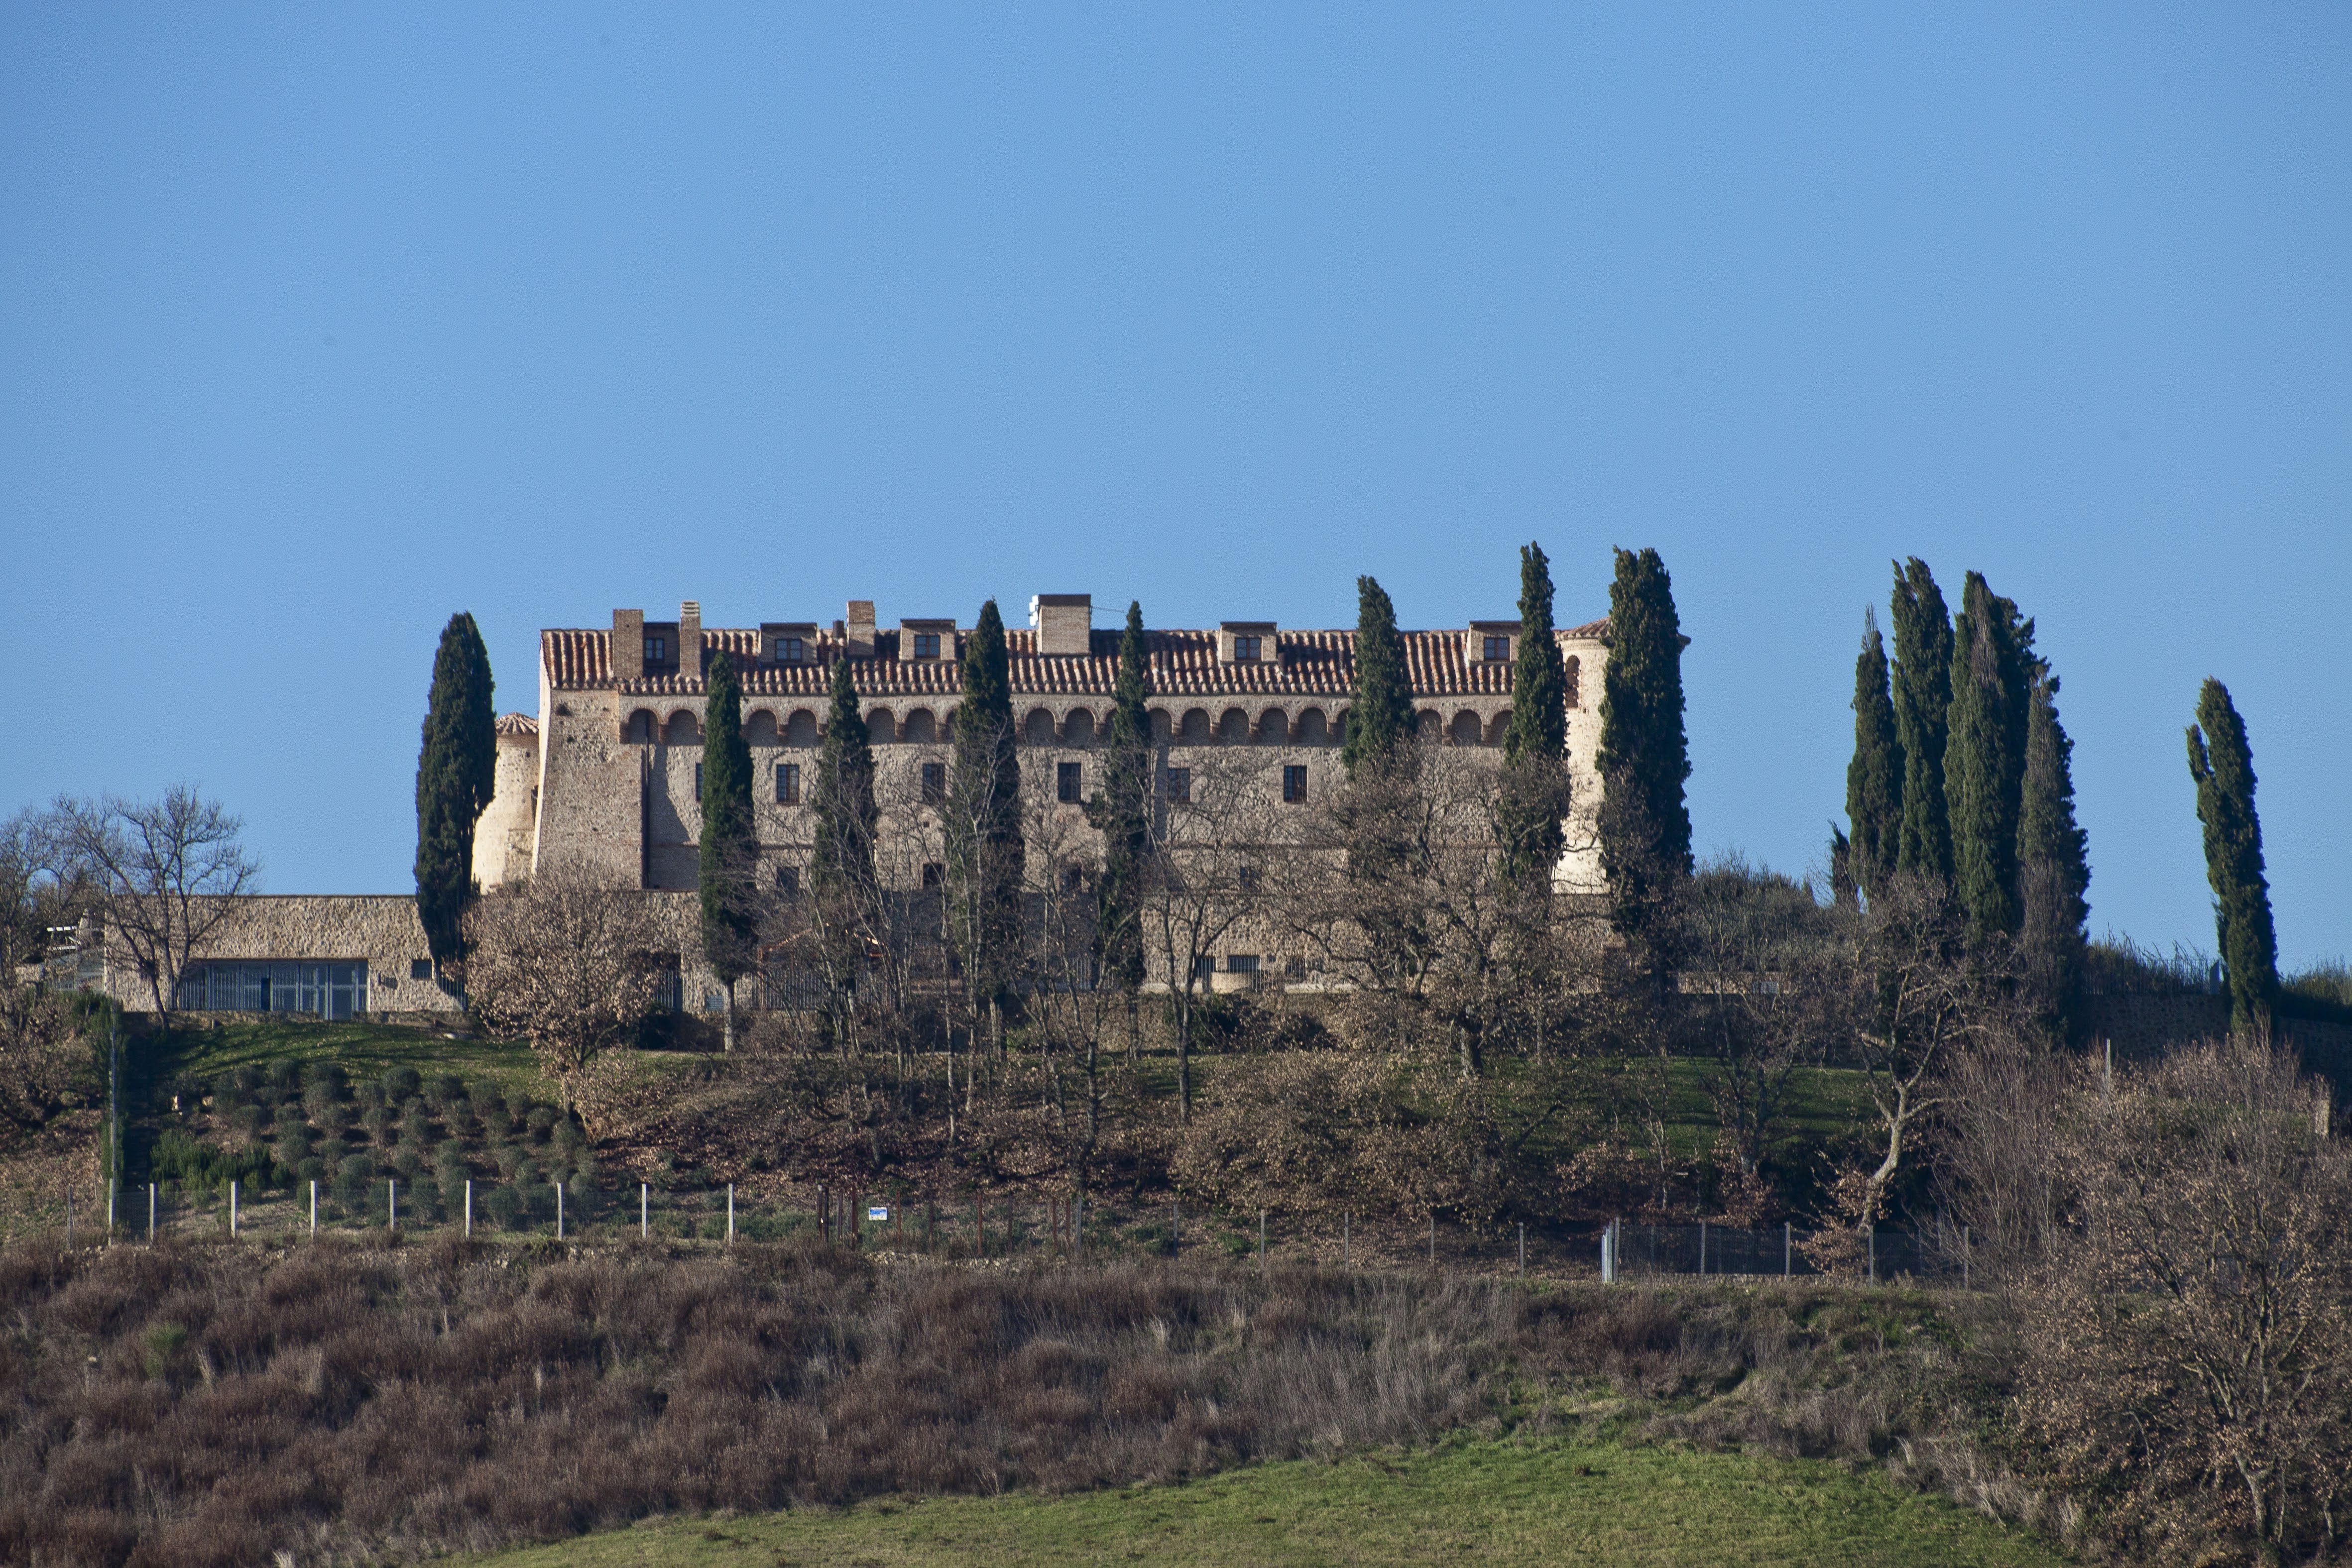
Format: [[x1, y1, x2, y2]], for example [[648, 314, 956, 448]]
[[867, 1206, 890, 1222]]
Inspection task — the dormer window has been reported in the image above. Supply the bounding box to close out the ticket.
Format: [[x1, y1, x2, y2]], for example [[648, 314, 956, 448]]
[[645, 636, 667, 663], [912, 633, 942, 660], [1233, 636, 1261, 663], [1483, 635, 1511, 662], [773, 636, 804, 665]]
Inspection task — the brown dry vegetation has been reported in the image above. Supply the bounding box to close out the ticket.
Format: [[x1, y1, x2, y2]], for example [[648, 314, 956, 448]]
[[0, 1236, 2014, 1568]]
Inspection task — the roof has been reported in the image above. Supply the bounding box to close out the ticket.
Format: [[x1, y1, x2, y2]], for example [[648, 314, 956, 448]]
[[547, 620, 1611, 702], [494, 712, 539, 738]]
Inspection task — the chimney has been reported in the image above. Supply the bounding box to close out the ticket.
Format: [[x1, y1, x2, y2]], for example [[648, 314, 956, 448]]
[[1029, 593, 1093, 658], [613, 609, 645, 682], [678, 601, 702, 677], [845, 600, 876, 660]]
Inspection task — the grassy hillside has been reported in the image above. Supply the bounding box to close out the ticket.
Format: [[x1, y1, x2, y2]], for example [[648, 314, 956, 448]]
[[463, 1438, 2066, 1568]]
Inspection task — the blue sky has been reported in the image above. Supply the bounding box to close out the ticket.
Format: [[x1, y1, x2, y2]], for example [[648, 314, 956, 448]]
[[2, 5, 2346, 967]]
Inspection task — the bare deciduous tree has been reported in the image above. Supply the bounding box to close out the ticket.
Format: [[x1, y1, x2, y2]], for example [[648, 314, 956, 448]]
[[2019, 1038, 2352, 1563], [48, 787, 260, 1022], [464, 861, 669, 1118]]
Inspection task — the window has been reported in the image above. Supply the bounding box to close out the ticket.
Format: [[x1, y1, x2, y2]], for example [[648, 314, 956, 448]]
[[694, 762, 703, 800], [646, 636, 667, 663], [1226, 954, 1260, 974], [1284, 954, 1307, 981], [776, 762, 801, 804], [912, 632, 942, 660], [1282, 765, 1307, 804], [175, 962, 367, 1019], [773, 636, 803, 665], [1233, 635, 1261, 663], [1166, 767, 1191, 804], [1484, 634, 1511, 663], [921, 762, 945, 804], [1192, 955, 1215, 983], [410, 959, 433, 981], [1237, 864, 1260, 891], [1057, 762, 1082, 803], [776, 866, 800, 897], [921, 862, 944, 888]]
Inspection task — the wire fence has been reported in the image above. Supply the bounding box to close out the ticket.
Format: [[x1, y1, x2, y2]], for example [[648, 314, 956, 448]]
[[47, 1174, 1978, 1290]]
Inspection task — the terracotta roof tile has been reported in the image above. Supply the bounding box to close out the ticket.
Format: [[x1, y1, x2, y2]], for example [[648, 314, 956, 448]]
[[544, 620, 1609, 702], [494, 712, 538, 737]]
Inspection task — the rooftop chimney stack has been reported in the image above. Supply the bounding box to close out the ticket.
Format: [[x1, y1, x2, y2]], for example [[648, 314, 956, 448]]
[[613, 609, 645, 682], [845, 600, 876, 660], [1030, 593, 1093, 657], [678, 601, 702, 676]]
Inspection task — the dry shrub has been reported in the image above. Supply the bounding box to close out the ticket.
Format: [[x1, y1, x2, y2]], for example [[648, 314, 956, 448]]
[[0, 1236, 2014, 1567]]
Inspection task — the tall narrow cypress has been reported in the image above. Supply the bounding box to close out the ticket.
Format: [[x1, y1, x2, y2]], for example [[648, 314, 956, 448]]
[[1089, 601, 1152, 992], [809, 652, 877, 897], [699, 650, 759, 1048], [1499, 542, 1569, 881], [1887, 559, 1953, 883], [1945, 572, 2032, 948], [414, 611, 496, 977], [947, 601, 1024, 1044], [2017, 666, 2090, 1032], [1341, 576, 1415, 773], [1844, 608, 1903, 902], [2187, 678, 2278, 1034], [1596, 547, 1692, 956]]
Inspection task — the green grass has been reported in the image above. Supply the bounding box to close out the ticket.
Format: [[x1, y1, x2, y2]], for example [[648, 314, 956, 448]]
[[152, 1016, 547, 1100], [461, 1439, 2064, 1568]]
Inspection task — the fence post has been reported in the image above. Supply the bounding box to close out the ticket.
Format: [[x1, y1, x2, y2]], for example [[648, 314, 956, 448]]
[[641, 1182, 649, 1239], [388, 1178, 396, 1233], [148, 1182, 156, 1242], [556, 1182, 565, 1241], [727, 1184, 735, 1245], [1601, 1218, 1616, 1284], [1518, 1222, 1526, 1275], [309, 1180, 317, 1238], [109, 1178, 116, 1244], [464, 1179, 472, 1237], [1783, 1220, 1791, 1279], [230, 1180, 238, 1239]]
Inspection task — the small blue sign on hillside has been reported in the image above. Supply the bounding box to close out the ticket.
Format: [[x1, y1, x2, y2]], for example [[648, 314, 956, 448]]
[[867, 1206, 889, 1223]]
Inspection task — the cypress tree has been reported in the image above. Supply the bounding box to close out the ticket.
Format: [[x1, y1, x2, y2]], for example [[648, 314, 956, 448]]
[[1595, 547, 1692, 959], [1596, 547, 1692, 871], [699, 649, 759, 1048], [2187, 678, 2278, 1034], [809, 652, 877, 897], [413, 611, 495, 977], [2017, 666, 2090, 1032], [1844, 608, 1903, 902], [1088, 601, 1152, 992], [947, 600, 1024, 1045], [1341, 575, 1415, 773], [1887, 559, 1953, 883], [1945, 572, 2032, 949], [1499, 542, 1569, 881]]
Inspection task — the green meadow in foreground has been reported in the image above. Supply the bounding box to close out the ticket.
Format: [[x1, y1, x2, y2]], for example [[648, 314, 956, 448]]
[[466, 1439, 2067, 1568]]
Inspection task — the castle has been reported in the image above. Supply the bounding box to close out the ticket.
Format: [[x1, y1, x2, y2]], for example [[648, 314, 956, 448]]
[[112, 592, 1612, 1018], [495, 594, 1610, 898]]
